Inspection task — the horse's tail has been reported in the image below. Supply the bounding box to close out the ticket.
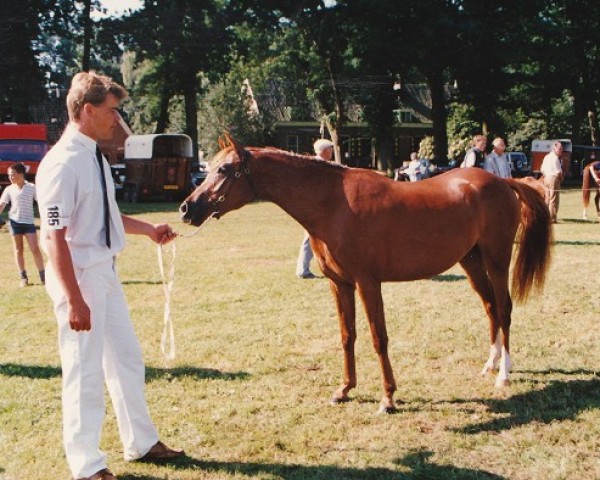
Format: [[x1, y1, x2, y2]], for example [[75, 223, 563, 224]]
[[582, 165, 591, 208], [506, 179, 553, 303]]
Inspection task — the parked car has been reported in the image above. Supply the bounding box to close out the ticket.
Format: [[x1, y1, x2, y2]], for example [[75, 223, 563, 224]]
[[506, 152, 531, 177], [190, 160, 209, 189], [110, 163, 127, 199]]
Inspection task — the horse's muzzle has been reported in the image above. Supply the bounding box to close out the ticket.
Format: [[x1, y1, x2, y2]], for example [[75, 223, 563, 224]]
[[179, 200, 192, 224]]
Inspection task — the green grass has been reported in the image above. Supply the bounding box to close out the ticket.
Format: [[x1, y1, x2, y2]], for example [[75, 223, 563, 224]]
[[2, 187, 600, 479]]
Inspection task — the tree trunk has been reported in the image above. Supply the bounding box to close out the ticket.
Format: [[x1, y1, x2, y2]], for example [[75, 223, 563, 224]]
[[588, 110, 600, 146], [155, 79, 170, 134], [324, 116, 340, 163], [375, 136, 393, 173], [183, 72, 199, 160], [82, 0, 91, 72], [327, 60, 344, 164], [427, 67, 449, 165], [579, 53, 600, 146]]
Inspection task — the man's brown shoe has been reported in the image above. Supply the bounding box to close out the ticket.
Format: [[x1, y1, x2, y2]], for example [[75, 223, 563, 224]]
[[138, 441, 185, 462], [76, 468, 117, 480]]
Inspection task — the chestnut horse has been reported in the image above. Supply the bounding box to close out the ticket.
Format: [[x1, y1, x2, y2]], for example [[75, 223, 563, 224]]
[[582, 161, 600, 220], [180, 140, 553, 413]]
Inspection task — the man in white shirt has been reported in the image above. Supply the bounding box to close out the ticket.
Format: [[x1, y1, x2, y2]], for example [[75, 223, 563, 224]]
[[484, 137, 512, 179], [540, 141, 564, 223], [37, 71, 183, 480], [406, 152, 422, 182], [296, 138, 333, 278]]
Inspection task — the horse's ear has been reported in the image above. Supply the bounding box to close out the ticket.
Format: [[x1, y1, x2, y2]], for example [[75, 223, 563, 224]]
[[227, 135, 248, 161], [217, 135, 228, 150]]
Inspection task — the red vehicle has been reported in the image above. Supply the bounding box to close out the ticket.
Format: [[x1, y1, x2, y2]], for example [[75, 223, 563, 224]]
[[0, 123, 48, 191]]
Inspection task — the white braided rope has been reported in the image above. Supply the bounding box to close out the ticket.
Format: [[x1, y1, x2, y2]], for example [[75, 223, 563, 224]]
[[156, 214, 214, 360]]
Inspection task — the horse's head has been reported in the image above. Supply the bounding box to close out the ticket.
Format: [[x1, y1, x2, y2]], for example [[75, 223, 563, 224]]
[[180, 136, 256, 226]]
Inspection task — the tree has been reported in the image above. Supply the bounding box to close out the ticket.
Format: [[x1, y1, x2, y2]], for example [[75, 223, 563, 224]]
[[347, 0, 464, 165], [236, 0, 360, 164], [103, 0, 232, 156], [0, 1, 48, 121]]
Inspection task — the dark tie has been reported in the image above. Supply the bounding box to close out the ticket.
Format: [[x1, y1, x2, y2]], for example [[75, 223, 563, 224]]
[[95, 145, 111, 248]]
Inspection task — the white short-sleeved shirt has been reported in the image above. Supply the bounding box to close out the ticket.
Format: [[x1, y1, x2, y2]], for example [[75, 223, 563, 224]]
[[36, 124, 126, 269], [0, 182, 37, 224], [540, 151, 563, 178]]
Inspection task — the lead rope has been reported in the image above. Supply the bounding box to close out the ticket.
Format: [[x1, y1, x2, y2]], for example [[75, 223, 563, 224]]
[[157, 241, 176, 360], [157, 214, 215, 360]]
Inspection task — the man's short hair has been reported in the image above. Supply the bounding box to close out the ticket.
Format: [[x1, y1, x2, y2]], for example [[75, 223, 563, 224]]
[[314, 138, 334, 155], [66, 71, 128, 121]]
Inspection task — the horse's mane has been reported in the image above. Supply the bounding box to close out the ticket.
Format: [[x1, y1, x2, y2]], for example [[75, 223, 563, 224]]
[[214, 145, 348, 171]]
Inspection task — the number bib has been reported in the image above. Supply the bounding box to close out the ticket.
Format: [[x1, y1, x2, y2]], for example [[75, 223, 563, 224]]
[[45, 204, 65, 229]]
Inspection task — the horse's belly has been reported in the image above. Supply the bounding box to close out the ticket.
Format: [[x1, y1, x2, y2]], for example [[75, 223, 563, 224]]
[[380, 254, 463, 281], [368, 234, 475, 282]]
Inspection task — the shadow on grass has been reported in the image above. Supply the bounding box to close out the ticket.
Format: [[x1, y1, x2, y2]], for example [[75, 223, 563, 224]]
[[0, 362, 61, 379], [122, 280, 162, 285], [453, 373, 600, 434], [146, 365, 249, 382], [554, 239, 600, 246], [431, 274, 467, 282], [118, 449, 505, 479], [0, 363, 248, 383], [556, 217, 599, 225]]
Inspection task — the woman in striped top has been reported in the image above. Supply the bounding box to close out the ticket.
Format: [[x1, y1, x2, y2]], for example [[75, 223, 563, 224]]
[[0, 162, 45, 286]]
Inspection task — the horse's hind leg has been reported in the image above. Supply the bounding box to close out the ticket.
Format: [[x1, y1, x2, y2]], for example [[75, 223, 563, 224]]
[[459, 248, 505, 379], [329, 280, 358, 405], [483, 251, 513, 387]]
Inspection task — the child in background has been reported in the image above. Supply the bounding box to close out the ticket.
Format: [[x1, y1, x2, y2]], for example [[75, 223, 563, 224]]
[[0, 163, 45, 286]]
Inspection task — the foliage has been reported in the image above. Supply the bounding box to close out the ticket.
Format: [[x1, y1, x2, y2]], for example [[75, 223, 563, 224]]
[[197, 64, 272, 156], [418, 136, 434, 161], [4, 0, 600, 164], [1, 1, 52, 121]]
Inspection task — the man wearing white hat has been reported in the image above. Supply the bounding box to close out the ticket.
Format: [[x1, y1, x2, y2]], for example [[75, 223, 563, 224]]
[[296, 138, 334, 279]]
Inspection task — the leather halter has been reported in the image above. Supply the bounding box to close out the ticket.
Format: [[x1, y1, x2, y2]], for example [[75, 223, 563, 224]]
[[204, 147, 256, 216]]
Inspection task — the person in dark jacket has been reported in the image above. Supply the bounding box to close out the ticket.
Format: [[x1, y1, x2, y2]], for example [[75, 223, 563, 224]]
[[461, 134, 487, 168]]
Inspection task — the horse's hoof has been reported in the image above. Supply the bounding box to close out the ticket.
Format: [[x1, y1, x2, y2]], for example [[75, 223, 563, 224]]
[[481, 366, 498, 376], [330, 396, 350, 406], [377, 403, 398, 415], [495, 378, 511, 388]]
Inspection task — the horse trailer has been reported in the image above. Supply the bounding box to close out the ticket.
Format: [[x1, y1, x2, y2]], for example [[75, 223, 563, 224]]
[[120, 133, 193, 202]]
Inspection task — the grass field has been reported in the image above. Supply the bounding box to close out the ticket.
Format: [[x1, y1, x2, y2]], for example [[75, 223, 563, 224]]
[[1, 187, 600, 479]]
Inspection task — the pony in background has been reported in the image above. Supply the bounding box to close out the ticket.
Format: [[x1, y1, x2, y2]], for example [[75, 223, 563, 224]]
[[582, 160, 600, 220]]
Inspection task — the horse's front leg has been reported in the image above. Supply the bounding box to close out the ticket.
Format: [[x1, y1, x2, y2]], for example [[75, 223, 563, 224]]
[[356, 281, 397, 414], [329, 280, 357, 405]]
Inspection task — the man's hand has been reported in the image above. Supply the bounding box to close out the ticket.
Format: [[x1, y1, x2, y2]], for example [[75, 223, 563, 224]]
[[121, 215, 177, 244], [67, 296, 91, 331], [152, 223, 178, 245]]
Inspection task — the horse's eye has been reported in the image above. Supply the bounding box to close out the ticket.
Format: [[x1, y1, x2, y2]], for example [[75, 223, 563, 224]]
[[217, 165, 228, 175]]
